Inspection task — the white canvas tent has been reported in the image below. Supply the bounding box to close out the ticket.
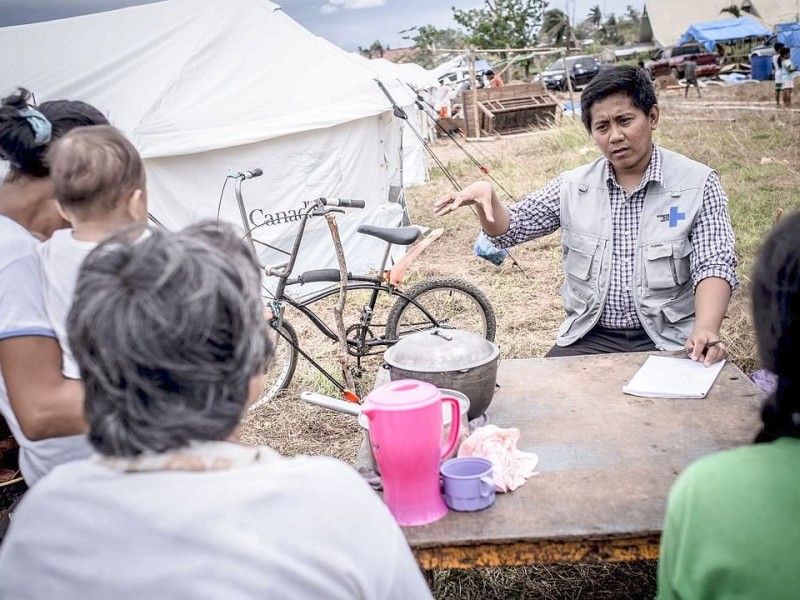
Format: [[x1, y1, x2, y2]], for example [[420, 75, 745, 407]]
[[345, 54, 440, 185], [0, 0, 427, 294]]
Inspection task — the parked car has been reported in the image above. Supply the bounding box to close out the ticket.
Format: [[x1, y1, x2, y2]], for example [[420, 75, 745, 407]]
[[750, 34, 778, 60], [438, 67, 495, 89], [644, 43, 721, 80], [537, 55, 601, 91]]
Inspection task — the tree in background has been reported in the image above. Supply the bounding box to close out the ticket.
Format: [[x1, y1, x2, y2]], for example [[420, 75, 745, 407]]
[[587, 5, 602, 31], [625, 5, 641, 24], [358, 40, 388, 59], [401, 25, 466, 68], [720, 4, 742, 17], [370, 40, 385, 58], [541, 9, 573, 47], [452, 0, 546, 50], [598, 14, 625, 46]]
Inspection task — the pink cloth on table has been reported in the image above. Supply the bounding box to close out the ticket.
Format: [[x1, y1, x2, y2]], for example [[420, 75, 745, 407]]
[[456, 424, 539, 492]]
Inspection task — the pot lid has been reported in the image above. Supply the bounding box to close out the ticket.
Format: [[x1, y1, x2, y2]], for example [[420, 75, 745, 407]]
[[384, 329, 499, 372]]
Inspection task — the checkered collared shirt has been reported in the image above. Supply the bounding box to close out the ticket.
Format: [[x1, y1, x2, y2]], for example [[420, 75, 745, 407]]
[[488, 145, 738, 329]]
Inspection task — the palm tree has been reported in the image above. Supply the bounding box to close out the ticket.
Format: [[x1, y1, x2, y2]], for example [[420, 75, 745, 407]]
[[587, 5, 602, 29], [542, 9, 570, 47], [720, 4, 741, 17]]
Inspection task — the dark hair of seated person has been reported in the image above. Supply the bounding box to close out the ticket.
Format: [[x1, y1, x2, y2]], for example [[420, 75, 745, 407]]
[[0, 88, 108, 179], [752, 210, 800, 443]]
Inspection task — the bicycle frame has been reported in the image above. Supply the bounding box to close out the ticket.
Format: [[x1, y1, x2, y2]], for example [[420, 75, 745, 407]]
[[233, 177, 444, 398]]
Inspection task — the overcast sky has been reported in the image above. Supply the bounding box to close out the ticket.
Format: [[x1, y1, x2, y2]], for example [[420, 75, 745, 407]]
[[0, 0, 638, 52]]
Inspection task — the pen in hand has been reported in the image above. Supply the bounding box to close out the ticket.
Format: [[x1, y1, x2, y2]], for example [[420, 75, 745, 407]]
[[684, 340, 722, 357]]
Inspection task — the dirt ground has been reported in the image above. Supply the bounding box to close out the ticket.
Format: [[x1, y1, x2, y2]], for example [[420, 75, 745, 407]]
[[236, 79, 800, 599]]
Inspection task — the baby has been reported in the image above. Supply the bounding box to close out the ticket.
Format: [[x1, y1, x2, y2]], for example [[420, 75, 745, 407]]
[[38, 125, 148, 378]]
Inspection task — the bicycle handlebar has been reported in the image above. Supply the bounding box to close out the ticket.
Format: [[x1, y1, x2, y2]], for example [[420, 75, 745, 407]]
[[239, 168, 263, 180], [316, 197, 366, 209]]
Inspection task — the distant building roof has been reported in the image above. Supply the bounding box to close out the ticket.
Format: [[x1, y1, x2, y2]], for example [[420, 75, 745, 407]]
[[374, 47, 420, 63]]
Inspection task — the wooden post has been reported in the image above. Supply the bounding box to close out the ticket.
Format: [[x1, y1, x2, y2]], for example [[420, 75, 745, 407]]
[[470, 49, 480, 139], [563, 49, 576, 117], [324, 214, 355, 392]]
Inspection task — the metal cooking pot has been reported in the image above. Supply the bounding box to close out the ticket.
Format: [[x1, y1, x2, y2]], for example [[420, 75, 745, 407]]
[[383, 329, 499, 419]]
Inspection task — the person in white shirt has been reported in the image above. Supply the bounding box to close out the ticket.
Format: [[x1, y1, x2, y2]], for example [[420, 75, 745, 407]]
[[773, 42, 785, 106], [0, 222, 433, 600], [38, 124, 149, 379], [778, 47, 796, 107], [0, 89, 108, 488]]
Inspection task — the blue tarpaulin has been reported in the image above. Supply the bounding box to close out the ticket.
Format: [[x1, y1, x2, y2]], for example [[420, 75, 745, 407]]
[[678, 17, 771, 51], [777, 22, 800, 66]]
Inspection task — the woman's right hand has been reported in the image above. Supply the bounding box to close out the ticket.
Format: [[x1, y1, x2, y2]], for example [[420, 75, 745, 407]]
[[434, 181, 497, 222]]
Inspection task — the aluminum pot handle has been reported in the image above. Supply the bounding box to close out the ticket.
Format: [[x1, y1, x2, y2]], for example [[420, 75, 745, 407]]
[[439, 395, 461, 461]]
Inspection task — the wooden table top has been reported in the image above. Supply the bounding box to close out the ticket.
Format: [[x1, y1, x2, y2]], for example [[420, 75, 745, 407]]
[[399, 353, 764, 568]]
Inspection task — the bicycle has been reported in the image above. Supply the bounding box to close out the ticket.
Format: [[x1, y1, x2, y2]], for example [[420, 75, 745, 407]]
[[231, 172, 497, 408]]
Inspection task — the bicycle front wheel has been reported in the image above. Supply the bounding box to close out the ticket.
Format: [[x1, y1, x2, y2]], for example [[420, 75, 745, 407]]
[[251, 319, 299, 411], [385, 277, 497, 342]]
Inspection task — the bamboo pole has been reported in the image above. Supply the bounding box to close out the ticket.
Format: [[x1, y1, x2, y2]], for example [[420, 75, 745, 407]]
[[435, 47, 561, 53]]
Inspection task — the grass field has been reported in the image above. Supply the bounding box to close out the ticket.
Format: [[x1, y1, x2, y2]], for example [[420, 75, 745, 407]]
[[241, 82, 800, 599]]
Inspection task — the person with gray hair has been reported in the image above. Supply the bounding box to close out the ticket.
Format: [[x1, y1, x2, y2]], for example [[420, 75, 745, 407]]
[[0, 222, 433, 600]]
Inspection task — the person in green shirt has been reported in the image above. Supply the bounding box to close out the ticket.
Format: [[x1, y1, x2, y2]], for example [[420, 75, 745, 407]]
[[657, 211, 800, 599]]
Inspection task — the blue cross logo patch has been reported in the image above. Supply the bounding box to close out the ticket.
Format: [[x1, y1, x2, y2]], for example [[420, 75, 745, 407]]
[[669, 206, 686, 228]]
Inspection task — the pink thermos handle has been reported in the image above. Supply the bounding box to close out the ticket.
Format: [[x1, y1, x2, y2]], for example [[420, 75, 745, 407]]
[[439, 396, 461, 461]]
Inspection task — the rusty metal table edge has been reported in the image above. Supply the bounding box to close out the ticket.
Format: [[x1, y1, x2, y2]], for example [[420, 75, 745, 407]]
[[411, 533, 661, 570]]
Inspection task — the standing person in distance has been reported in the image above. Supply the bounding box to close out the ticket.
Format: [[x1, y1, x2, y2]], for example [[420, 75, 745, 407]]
[[485, 69, 505, 88], [683, 55, 701, 98], [772, 42, 785, 106], [778, 46, 796, 107], [434, 66, 737, 363]]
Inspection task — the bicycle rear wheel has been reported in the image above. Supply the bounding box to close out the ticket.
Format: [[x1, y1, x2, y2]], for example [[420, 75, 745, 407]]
[[385, 277, 497, 342], [251, 319, 299, 411]]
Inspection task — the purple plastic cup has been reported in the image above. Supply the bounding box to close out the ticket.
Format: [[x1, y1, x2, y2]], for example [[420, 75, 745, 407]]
[[440, 457, 495, 512]]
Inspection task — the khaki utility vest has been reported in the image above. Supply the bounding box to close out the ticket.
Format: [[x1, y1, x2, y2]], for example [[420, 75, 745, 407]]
[[556, 147, 710, 350]]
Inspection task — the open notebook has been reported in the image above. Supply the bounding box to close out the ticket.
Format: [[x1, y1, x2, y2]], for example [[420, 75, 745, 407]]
[[623, 355, 726, 399]]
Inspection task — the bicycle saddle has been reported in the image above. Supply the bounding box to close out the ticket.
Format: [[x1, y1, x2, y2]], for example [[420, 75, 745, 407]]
[[357, 225, 423, 246]]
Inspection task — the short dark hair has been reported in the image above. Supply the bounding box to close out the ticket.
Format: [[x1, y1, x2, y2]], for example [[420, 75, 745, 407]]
[[485, 69, 495, 77], [580, 66, 657, 132], [0, 88, 108, 179], [752, 211, 800, 443], [48, 125, 146, 218], [774, 42, 785, 52], [68, 221, 271, 457]]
